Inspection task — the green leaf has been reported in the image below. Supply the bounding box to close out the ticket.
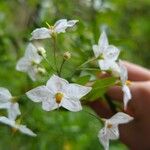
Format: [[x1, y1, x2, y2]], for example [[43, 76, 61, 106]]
[[87, 77, 117, 100], [75, 75, 91, 85]]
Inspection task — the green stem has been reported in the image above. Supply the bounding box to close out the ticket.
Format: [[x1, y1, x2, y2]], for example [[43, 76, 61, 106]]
[[59, 59, 66, 77], [104, 94, 117, 114], [70, 57, 98, 79], [52, 36, 59, 75], [83, 110, 103, 123], [42, 55, 56, 72]]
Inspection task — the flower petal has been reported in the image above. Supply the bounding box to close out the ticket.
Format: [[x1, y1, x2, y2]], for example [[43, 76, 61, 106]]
[[98, 59, 112, 70], [67, 20, 78, 27], [104, 45, 120, 61], [65, 84, 92, 99], [119, 61, 128, 84], [31, 27, 51, 40], [109, 112, 133, 125], [54, 19, 68, 33], [27, 67, 38, 81], [7, 103, 21, 120], [0, 87, 12, 103], [25, 43, 42, 63], [98, 128, 109, 150], [122, 85, 132, 110], [46, 75, 69, 93], [92, 44, 101, 58], [42, 99, 58, 111], [26, 86, 51, 103], [18, 125, 37, 137], [0, 102, 11, 109], [0, 116, 15, 127], [61, 98, 82, 112], [98, 31, 109, 51], [16, 57, 30, 72]]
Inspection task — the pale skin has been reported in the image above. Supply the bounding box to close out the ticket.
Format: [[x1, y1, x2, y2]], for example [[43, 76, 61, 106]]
[[89, 61, 150, 150]]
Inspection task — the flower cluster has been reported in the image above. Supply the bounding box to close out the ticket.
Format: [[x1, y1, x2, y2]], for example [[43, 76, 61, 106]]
[[93, 31, 132, 110], [0, 19, 134, 149], [0, 88, 36, 136]]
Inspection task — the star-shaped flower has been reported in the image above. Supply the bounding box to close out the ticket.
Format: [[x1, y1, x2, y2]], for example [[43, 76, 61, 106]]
[[119, 61, 132, 109], [98, 112, 133, 150], [0, 116, 36, 137], [30, 19, 78, 40], [26, 75, 92, 112], [92, 31, 120, 71], [16, 43, 45, 81], [0, 87, 21, 120]]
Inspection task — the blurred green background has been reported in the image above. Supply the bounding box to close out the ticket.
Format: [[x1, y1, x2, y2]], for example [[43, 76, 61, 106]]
[[0, 0, 149, 150]]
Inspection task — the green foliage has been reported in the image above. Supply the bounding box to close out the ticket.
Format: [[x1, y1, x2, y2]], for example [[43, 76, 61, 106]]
[[0, 0, 149, 149]]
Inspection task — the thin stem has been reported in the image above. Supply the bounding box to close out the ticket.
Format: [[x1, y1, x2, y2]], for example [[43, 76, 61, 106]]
[[70, 57, 98, 79], [42, 55, 56, 72], [52, 36, 59, 75], [77, 57, 97, 69], [83, 110, 103, 123], [104, 94, 117, 114], [59, 59, 66, 77]]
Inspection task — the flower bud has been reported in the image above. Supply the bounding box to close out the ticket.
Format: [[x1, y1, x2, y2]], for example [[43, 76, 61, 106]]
[[63, 51, 71, 60], [37, 47, 46, 57], [37, 67, 46, 75]]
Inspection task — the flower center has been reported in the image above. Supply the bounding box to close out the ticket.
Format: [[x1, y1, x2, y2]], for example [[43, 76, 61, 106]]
[[126, 80, 131, 86], [98, 54, 104, 60], [107, 123, 113, 129], [55, 92, 64, 104]]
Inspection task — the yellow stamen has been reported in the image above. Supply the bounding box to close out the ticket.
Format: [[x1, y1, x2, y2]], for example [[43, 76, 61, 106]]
[[55, 92, 64, 104], [126, 80, 131, 86], [107, 123, 113, 128]]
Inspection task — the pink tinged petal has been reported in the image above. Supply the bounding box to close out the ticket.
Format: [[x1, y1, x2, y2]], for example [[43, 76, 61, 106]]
[[67, 20, 79, 27], [18, 125, 37, 137], [0, 87, 12, 102], [26, 86, 51, 103], [98, 128, 109, 150], [54, 19, 68, 33], [122, 85, 132, 110], [65, 84, 92, 99], [92, 44, 101, 58], [42, 99, 58, 111], [61, 98, 82, 112], [109, 112, 133, 125], [16, 57, 30, 72], [46, 75, 69, 93], [7, 103, 21, 121], [98, 31, 109, 52], [25, 43, 42, 63], [104, 45, 120, 61], [30, 27, 51, 40]]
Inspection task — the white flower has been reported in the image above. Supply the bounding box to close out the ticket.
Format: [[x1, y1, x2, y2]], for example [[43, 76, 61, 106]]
[[119, 61, 132, 109], [0, 87, 21, 120], [16, 43, 44, 81], [92, 31, 120, 71], [26, 75, 92, 112], [98, 112, 133, 150], [0, 116, 36, 137], [30, 19, 79, 40]]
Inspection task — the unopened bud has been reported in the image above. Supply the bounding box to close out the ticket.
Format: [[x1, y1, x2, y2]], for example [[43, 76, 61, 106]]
[[63, 51, 71, 60], [37, 47, 46, 57], [37, 67, 46, 75]]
